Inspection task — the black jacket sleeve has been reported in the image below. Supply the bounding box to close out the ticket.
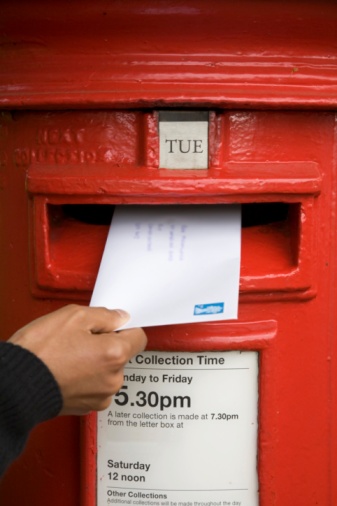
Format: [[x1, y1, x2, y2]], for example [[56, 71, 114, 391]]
[[0, 342, 63, 476]]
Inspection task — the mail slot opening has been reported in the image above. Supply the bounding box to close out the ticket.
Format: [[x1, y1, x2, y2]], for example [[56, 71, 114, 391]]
[[44, 201, 300, 293], [241, 202, 300, 277], [61, 204, 114, 225], [241, 202, 289, 227], [59, 202, 291, 227]]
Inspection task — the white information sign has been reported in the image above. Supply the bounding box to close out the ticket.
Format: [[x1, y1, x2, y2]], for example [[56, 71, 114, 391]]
[[97, 351, 259, 506]]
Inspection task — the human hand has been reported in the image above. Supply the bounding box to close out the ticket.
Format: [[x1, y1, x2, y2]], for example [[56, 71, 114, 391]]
[[8, 305, 147, 415]]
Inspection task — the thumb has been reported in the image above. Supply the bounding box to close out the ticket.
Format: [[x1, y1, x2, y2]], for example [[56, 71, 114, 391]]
[[88, 307, 130, 334]]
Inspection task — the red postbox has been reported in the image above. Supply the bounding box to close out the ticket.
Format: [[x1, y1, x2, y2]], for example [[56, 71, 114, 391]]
[[1, 1, 337, 505]]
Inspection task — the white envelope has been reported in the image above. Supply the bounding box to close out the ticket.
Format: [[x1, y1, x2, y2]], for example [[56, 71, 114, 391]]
[[90, 205, 241, 329]]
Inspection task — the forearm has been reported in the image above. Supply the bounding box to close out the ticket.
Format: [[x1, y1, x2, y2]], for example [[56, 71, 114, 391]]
[[0, 342, 62, 476]]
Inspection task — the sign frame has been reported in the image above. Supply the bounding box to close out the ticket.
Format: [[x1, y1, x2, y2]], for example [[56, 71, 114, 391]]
[[81, 320, 277, 506]]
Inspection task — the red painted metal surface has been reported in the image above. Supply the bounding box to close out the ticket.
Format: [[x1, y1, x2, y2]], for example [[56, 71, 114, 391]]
[[1, 2, 337, 506], [1, 0, 337, 108]]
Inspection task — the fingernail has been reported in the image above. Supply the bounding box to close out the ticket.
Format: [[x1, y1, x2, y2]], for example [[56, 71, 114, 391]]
[[114, 309, 130, 320]]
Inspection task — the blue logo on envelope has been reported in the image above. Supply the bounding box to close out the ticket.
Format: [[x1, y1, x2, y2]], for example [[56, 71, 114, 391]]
[[194, 302, 224, 316]]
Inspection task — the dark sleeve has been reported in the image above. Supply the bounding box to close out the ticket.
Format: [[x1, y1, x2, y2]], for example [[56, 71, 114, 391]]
[[0, 341, 63, 476]]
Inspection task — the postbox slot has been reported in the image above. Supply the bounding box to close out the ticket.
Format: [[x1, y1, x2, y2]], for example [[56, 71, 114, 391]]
[[242, 202, 290, 227], [61, 204, 114, 225], [35, 201, 301, 298], [60, 202, 291, 228]]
